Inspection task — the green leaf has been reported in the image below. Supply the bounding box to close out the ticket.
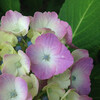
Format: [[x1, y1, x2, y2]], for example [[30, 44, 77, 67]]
[[59, 0, 100, 58], [0, 0, 20, 12]]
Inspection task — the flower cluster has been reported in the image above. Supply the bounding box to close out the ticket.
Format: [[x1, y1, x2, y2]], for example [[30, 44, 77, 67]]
[[0, 10, 93, 100]]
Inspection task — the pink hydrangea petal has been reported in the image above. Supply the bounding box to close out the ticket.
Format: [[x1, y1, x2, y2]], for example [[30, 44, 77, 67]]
[[26, 45, 43, 65], [26, 33, 73, 80], [52, 20, 68, 39], [16, 16, 30, 35], [0, 74, 28, 100], [1, 10, 18, 29], [72, 57, 93, 75], [0, 74, 15, 100], [0, 10, 30, 35], [30, 12, 58, 30], [64, 25, 72, 45], [64, 25, 78, 48], [31, 63, 56, 80], [72, 49, 89, 62], [26, 43, 56, 80], [54, 44, 73, 75], [0, 73, 15, 88], [15, 77, 28, 100], [35, 33, 62, 54], [26, 33, 62, 65], [71, 57, 93, 95], [6, 10, 22, 18], [1, 10, 21, 27], [30, 12, 69, 39], [71, 74, 91, 95], [79, 95, 92, 100]]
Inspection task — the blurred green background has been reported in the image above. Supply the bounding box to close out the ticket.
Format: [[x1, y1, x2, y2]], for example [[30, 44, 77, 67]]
[[0, 0, 65, 18], [0, 0, 100, 100]]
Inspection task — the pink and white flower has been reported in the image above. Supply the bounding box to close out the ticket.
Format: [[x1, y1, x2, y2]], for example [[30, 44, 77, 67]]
[[30, 12, 68, 40], [0, 10, 30, 36], [2, 50, 30, 76], [0, 73, 28, 100], [26, 33, 73, 80], [30, 11, 73, 45], [70, 49, 93, 95]]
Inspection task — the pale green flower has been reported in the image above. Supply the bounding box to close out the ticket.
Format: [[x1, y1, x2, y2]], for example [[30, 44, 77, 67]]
[[43, 83, 65, 100], [2, 50, 30, 76], [48, 69, 71, 89], [21, 74, 39, 98], [0, 31, 18, 46], [0, 42, 16, 58]]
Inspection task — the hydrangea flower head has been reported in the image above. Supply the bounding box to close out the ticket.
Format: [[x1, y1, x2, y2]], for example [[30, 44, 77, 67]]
[[26, 33, 73, 80], [0, 73, 28, 100], [2, 50, 30, 76], [71, 49, 93, 95], [21, 74, 39, 98], [0, 10, 30, 36]]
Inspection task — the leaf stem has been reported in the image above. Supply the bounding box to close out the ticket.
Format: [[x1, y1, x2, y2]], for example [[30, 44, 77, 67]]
[[22, 38, 27, 47]]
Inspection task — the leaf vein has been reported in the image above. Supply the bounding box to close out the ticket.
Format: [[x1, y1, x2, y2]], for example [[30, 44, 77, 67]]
[[73, 0, 94, 37]]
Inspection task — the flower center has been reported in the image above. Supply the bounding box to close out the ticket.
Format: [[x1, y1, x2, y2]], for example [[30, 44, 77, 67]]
[[15, 61, 21, 68], [43, 54, 50, 61], [71, 75, 76, 81], [10, 90, 17, 98]]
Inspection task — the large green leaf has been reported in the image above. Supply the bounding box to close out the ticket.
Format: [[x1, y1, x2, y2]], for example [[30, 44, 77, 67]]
[[59, 0, 100, 58], [0, 0, 20, 12]]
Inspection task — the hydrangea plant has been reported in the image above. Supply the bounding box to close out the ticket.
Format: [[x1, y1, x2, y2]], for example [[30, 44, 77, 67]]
[[0, 10, 93, 100]]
